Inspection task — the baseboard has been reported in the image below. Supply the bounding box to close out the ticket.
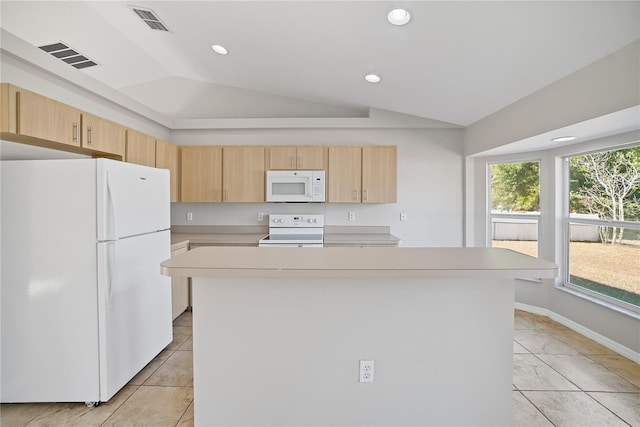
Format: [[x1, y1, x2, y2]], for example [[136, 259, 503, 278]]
[[514, 302, 640, 363]]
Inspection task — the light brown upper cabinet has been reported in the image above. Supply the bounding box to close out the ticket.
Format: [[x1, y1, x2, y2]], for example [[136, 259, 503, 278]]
[[126, 129, 156, 168], [327, 146, 362, 203], [181, 146, 222, 202], [223, 146, 265, 202], [2, 84, 82, 147], [269, 145, 325, 170], [362, 145, 397, 203], [156, 139, 180, 202], [81, 112, 126, 158]]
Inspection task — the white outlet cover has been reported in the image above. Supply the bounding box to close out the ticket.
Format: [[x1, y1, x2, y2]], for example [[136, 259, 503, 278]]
[[359, 360, 374, 383]]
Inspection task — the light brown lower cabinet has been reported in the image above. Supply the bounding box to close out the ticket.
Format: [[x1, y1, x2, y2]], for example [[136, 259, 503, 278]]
[[170, 243, 190, 320]]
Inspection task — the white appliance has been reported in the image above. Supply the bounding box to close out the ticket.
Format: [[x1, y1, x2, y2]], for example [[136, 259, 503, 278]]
[[1, 159, 172, 405], [259, 214, 325, 247], [266, 170, 325, 202]]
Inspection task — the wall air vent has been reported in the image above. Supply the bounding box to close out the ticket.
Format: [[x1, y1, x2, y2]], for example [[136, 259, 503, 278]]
[[38, 42, 98, 69], [130, 6, 170, 32]]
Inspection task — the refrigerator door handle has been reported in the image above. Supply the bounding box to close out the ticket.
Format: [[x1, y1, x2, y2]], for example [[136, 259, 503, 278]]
[[105, 171, 117, 241], [106, 242, 117, 311]]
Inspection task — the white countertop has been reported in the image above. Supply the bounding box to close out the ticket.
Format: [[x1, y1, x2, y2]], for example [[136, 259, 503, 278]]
[[161, 246, 558, 279]]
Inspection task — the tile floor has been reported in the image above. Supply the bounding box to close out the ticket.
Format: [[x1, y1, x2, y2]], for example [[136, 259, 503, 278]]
[[1, 310, 638, 426]]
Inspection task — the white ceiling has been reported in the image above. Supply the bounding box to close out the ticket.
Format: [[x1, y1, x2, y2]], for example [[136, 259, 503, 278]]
[[1, 0, 638, 130]]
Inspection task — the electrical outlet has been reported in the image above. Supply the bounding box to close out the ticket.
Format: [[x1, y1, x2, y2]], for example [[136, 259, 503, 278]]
[[186, 212, 193, 221], [400, 212, 407, 221], [258, 212, 264, 221], [348, 212, 356, 221], [359, 360, 374, 383]]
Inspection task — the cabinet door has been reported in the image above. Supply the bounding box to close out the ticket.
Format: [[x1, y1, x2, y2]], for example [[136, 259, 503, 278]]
[[156, 139, 180, 202], [170, 245, 189, 320], [328, 146, 362, 203], [181, 146, 222, 202], [126, 129, 156, 168], [297, 146, 325, 170], [362, 146, 397, 203], [223, 146, 265, 202], [269, 146, 297, 170], [81, 113, 126, 158], [16, 87, 81, 147], [1, 83, 17, 134]]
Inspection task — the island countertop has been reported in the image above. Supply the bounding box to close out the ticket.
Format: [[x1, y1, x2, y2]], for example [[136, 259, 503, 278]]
[[161, 246, 558, 279]]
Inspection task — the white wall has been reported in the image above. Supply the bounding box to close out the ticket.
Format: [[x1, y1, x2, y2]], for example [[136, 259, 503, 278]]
[[0, 52, 170, 140], [170, 128, 464, 247], [464, 40, 639, 156]]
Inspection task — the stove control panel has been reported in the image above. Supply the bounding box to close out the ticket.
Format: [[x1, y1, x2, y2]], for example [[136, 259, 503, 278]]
[[269, 214, 324, 228]]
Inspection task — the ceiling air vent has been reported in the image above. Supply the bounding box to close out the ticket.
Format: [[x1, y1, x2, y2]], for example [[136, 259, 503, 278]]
[[38, 42, 98, 69], [130, 6, 170, 32]]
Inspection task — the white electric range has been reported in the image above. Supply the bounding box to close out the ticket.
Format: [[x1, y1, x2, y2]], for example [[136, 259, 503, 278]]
[[258, 214, 324, 247]]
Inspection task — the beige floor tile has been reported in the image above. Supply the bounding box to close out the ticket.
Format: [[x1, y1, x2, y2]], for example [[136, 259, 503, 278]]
[[176, 401, 194, 427], [538, 354, 639, 392], [23, 386, 137, 427], [589, 392, 640, 426], [143, 351, 193, 387], [514, 311, 568, 330], [514, 329, 580, 354], [0, 403, 53, 427], [101, 386, 193, 427], [549, 329, 616, 355], [513, 354, 579, 391], [173, 311, 192, 328], [523, 391, 629, 426], [588, 354, 640, 388], [513, 391, 553, 426], [165, 326, 192, 351], [178, 336, 193, 351], [128, 357, 168, 386], [514, 340, 530, 354]]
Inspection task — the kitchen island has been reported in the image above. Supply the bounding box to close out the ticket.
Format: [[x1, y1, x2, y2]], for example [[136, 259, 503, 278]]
[[161, 247, 557, 426]]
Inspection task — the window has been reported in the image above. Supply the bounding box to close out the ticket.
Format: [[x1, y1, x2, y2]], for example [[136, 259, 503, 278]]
[[565, 145, 640, 310], [489, 161, 540, 257]]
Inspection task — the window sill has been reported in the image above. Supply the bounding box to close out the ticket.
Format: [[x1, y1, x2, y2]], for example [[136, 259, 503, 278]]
[[555, 283, 640, 320]]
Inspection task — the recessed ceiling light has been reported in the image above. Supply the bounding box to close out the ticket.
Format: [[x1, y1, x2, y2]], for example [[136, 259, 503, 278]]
[[365, 74, 381, 83], [551, 136, 577, 142], [387, 8, 411, 26], [211, 44, 228, 55]]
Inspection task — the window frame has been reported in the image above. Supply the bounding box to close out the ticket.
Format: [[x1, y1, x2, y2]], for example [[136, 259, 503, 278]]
[[487, 160, 541, 258], [561, 146, 640, 314]]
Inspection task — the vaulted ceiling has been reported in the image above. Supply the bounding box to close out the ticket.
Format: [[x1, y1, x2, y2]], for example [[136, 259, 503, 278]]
[[2, 1, 638, 131]]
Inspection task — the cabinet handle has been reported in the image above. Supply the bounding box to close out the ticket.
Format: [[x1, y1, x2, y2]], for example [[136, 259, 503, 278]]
[[87, 126, 92, 145], [297, 155, 301, 169], [354, 189, 359, 200], [364, 189, 369, 202], [72, 122, 78, 143], [224, 189, 228, 201]]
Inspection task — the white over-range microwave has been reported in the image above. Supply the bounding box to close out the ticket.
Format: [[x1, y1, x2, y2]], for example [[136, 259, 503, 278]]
[[266, 170, 326, 202]]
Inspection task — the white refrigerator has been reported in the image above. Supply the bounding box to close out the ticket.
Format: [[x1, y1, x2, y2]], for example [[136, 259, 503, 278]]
[[1, 158, 173, 405]]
